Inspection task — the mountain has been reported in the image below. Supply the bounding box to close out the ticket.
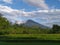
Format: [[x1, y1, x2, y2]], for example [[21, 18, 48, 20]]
[[23, 20, 49, 28]]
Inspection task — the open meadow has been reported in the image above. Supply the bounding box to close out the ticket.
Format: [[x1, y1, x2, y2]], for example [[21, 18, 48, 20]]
[[0, 34, 60, 45]]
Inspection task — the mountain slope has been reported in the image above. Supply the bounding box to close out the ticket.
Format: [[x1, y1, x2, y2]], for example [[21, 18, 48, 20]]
[[24, 20, 49, 28]]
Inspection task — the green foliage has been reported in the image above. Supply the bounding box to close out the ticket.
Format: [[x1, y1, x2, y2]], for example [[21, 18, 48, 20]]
[[0, 14, 10, 29], [52, 25, 60, 34]]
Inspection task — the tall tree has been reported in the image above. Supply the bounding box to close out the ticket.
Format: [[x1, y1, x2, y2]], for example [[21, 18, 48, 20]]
[[0, 13, 10, 29], [52, 25, 60, 33]]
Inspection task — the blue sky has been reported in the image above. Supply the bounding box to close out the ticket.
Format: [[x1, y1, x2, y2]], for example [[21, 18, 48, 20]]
[[0, 0, 60, 27], [0, 0, 60, 11], [0, 0, 38, 11], [1, 0, 60, 11], [0, 0, 60, 9]]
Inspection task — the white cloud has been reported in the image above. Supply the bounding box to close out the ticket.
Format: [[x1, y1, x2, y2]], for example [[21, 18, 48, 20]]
[[0, 5, 60, 27], [24, 0, 49, 9], [0, 5, 29, 23], [0, 5, 13, 12], [3, 0, 12, 4]]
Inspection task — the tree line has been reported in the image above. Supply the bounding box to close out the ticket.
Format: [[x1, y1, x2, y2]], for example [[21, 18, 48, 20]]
[[0, 13, 60, 35]]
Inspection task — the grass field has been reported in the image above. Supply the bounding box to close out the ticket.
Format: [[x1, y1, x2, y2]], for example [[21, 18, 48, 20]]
[[0, 42, 60, 45], [0, 34, 60, 45], [1, 34, 60, 40]]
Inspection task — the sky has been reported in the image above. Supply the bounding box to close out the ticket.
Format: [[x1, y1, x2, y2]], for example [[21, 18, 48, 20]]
[[0, 0, 60, 27]]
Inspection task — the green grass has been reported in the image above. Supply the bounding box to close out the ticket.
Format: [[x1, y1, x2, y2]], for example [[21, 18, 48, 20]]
[[0, 34, 60, 45], [1, 34, 60, 40], [0, 42, 60, 45], [6, 34, 60, 40]]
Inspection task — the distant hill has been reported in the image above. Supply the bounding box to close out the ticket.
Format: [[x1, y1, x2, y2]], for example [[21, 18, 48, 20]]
[[23, 20, 49, 29]]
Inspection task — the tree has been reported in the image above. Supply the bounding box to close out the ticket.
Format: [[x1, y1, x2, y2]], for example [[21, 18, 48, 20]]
[[0, 13, 10, 29], [52, 25, 60, 33]]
